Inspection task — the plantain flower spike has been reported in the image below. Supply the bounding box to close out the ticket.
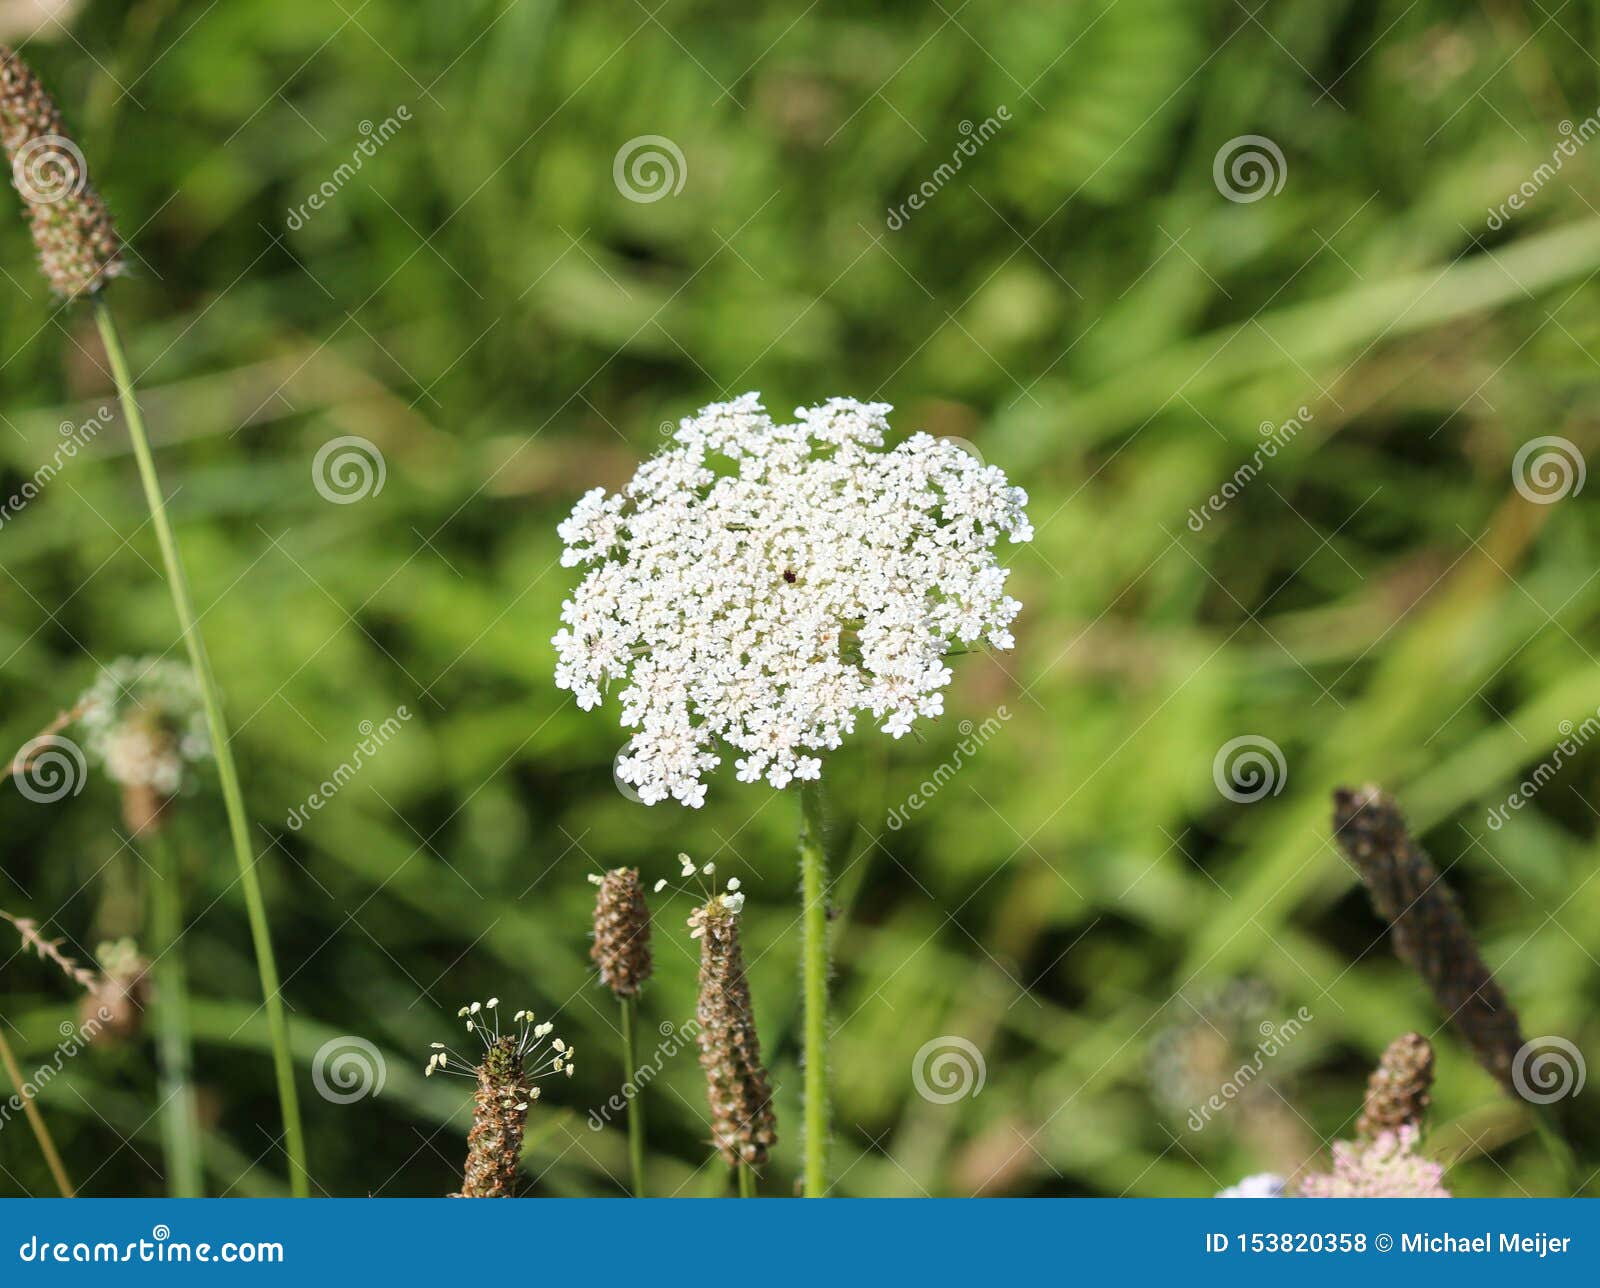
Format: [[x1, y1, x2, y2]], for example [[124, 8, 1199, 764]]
[[0, 45, 124, 299], [425, 999, 575, 1198], [1357, 1032, 1434, 1140], [1332, 786, 1524, 1091], [691, 885, 777, 1168], [588, 867, 653, 998]]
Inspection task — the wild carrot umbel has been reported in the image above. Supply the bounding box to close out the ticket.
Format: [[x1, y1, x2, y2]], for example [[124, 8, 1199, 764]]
[[426, 1001, 574, 1197], [1357, 1033, 1434, 1141], [589, 867, 652, 1196], [1331, 786, 1524, 1090], [690, 886, 776, 1192], [0, 48, 307, 1194], [553, 396, 1031, 1196]]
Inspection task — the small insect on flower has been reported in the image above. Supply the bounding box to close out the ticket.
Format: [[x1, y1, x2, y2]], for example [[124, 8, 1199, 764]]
[[426, 999, 575, 1198], [553, 394, 1031, 807]]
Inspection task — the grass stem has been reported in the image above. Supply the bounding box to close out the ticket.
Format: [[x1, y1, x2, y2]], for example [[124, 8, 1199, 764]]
[[737, 1161, 756, 1198], [798, 777, 830, 1197], [0, 1022, 74, 1196], [620, 994, 646, 1197], [145, 827, 205, 1197], [93, 298, 308, 1198]]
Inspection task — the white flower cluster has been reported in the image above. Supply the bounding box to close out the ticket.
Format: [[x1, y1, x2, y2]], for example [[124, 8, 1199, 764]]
[[76, 657, 210, 796], [553, 394, 1030, 807]]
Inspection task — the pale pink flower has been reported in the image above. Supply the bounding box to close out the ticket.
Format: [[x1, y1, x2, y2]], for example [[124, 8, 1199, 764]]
[[1298, 1125, 1450, 1198]]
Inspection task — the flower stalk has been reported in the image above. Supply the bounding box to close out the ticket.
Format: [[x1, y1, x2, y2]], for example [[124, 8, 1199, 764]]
[[799, 776, 830, 1196], [144, 828, 204, 1196], [0, 1022, 74, 1196], [94, 300, 308, 1196]]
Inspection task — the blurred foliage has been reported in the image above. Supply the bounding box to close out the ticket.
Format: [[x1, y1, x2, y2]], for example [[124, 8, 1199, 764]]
[[2, 0, 1599, 1198]]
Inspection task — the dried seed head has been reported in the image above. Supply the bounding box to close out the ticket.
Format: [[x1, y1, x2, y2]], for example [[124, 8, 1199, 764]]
[[1332, 786, 1525, 1091], [590, 867, 652, 998], [0, 45, 123, 299], [691, 893, 776, 1167], [1357, 1032, 1434, 1140]]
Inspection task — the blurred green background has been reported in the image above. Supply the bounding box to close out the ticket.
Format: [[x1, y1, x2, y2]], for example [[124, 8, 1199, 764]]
[[2, 0, 1598, 1198]]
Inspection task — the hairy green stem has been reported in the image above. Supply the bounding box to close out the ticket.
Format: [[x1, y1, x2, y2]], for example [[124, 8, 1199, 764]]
[[798, 777, 830, 1197], [145, 828, 204, 1197], [93, 299, 308, 1197], [620, 995, 646, 1197], [0, 1022, 74, 1196], [737, 1161, 756, 1198], [1532, 1104, 1584, 1197]]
